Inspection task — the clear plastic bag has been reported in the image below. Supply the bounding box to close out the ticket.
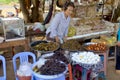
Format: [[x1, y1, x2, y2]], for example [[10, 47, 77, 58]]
[[17, 62, 32, 80]]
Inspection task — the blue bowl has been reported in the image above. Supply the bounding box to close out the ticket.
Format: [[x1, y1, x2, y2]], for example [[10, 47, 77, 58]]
[[32, 61, 68, 80]]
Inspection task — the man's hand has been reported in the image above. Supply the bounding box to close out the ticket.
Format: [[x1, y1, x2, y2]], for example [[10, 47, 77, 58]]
[[55, 36, 60, 43]]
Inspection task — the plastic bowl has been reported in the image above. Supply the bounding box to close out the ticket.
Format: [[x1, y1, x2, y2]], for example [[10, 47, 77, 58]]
[[32, 61, 68, 80]]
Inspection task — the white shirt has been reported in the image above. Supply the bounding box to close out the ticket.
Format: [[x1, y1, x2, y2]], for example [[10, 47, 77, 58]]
[[46, 12, 70, 40]]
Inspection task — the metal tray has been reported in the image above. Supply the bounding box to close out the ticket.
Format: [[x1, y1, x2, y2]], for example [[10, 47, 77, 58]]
[[30, 40, 60, 53]]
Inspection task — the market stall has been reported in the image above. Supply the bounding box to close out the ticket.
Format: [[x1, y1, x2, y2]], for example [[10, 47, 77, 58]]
[[30, 0, 118, 79], [66, 0, 117, 62], [67, 0, 117, 40], [30, 38, 109, 80], [68, 16, 115, 40], [1, 0, 119, 80], [0, 17, 29, 59]]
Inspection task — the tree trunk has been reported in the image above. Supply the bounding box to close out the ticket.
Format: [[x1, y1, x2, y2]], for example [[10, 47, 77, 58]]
[[31, 0, 39, 22], [19, 0, 30, 23], [42, 0, 45, 12], [38, 0, 44, 22], [19, 0, 44, 23], [31, 0, 44, 22]]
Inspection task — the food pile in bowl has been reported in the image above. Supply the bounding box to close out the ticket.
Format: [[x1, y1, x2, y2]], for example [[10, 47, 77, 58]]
[[84, 43, 107, 52], [42, 51, 69, 64], [39, 59, 66, 75], [61, 39, 82, 51], [71, 51, 100, 64], [31, 41, 59, 52], [33, 59, 67, 75], [32, 51, 68, 76]]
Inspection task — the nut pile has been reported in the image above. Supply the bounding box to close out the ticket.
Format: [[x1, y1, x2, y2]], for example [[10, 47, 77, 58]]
[[86, 43, 107, 52]]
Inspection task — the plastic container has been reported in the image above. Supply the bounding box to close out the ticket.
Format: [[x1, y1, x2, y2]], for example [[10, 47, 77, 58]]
[[32, 61, 68, 80], [17, 62, 32, 80]]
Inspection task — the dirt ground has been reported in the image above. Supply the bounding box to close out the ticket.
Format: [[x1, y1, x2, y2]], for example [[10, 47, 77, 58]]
[[0, 4, 23, 18]]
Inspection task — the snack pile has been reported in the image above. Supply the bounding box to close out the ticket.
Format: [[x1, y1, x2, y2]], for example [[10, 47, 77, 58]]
[[72, 51, 100, 64]]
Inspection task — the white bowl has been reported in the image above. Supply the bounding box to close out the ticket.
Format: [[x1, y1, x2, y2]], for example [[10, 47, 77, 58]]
[[0, 37, 4, 43]]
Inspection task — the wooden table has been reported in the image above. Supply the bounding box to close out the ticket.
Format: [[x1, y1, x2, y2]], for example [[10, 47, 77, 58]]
[[0, 38, 29, 58]]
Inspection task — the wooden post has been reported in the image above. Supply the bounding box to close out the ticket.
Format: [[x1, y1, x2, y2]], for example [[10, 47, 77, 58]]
[[68, 64, 73, 80]]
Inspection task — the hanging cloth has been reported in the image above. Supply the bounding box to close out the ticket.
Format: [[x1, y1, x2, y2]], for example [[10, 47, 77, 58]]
[[42, 0, 54, 25]]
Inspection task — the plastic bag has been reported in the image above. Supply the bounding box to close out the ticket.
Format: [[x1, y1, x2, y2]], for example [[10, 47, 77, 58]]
[[17, 62, 32, 80], [33, 22, 45, 32]]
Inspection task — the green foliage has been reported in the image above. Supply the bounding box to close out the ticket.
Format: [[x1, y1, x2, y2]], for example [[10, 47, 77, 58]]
[[0, 0, 18, 4]]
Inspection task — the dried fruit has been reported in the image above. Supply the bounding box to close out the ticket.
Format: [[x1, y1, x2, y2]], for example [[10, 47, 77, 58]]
[[86, 43, 107, 52], [45, 51, 69, 64], [39, 59, 66, 75]]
